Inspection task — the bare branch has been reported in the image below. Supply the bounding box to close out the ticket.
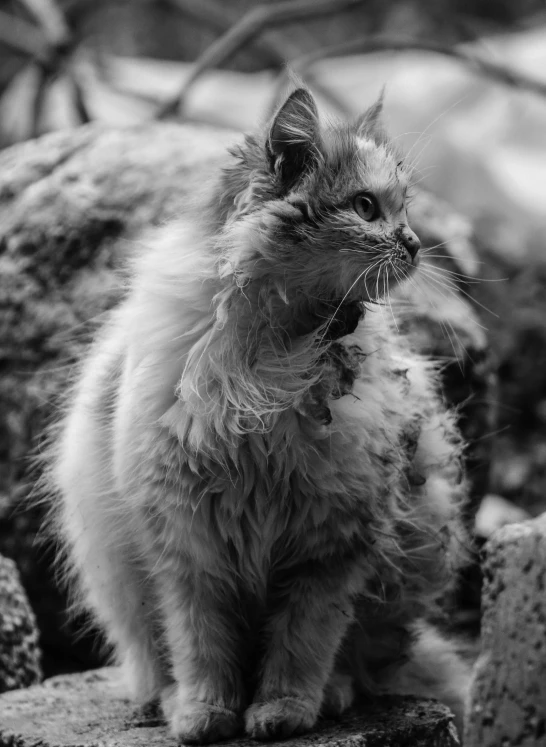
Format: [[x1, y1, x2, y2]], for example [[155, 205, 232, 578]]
[[165, 0, 243, 35], [268, 67, 352, 119], [165, 0, 284, 67], [19, 0, 71, 48], [156, 0, 365, 120], [0, 10, 49, 59], [67, 71, 91, 124], [30, 64, 49, 138], [289, 35, 546, 100]]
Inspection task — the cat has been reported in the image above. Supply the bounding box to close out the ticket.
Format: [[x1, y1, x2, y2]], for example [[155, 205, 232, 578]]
[[50, 87, 470, 743]]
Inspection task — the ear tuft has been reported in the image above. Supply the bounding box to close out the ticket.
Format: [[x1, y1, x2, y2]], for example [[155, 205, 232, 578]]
[[357, 87, 386, 136], [266, 88, 320, 192]]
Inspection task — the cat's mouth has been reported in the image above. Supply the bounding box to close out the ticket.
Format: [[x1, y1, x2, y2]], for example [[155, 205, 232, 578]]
[[353, 245, 418, 304]]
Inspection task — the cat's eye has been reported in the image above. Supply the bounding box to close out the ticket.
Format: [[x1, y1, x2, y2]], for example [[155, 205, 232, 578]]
[[353, 192, 379, 222]]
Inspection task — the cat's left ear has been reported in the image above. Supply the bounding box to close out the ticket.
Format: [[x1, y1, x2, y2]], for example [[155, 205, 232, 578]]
[[356, 87, 385, 135], [266, 88, 321, 192]]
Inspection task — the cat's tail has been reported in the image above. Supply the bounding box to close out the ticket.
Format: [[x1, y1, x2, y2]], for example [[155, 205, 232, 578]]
[[385, 619, 473, 736]]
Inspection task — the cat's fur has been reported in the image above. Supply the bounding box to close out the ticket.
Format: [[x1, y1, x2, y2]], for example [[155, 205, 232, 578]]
[[50, 89, 470, 742]]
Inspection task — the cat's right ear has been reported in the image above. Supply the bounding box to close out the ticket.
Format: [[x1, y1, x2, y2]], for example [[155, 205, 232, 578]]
[[266, 88, 321, 192]]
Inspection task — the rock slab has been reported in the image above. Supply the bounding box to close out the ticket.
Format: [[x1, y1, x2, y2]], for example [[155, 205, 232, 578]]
[[0, 554, 41, 693], [464, 512, 546, 746], [0, 668, 461, 747]]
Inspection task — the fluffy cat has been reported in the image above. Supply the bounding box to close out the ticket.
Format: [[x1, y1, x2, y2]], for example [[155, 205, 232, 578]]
[[50, 88, 470, 743]]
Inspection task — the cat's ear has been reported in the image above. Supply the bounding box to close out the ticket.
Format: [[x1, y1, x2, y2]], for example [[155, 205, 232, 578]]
[[266, 88, 321, 191], [356, 88, 385, 135]]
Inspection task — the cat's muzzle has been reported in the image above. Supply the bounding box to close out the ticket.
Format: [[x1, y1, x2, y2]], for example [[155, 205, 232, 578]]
[[396, 226, 421, 261]]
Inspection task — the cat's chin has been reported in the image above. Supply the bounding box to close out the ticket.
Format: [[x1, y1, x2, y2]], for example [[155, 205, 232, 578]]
[[357, 278, 405, 304]]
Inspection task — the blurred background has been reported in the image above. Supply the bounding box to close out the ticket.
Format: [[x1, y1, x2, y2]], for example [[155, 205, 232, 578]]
[[2, 0, 546, 691]]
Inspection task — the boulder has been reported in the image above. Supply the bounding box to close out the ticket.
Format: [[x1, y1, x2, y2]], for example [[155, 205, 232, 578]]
[[0, 667, 460, 747], [0, 554, 41, 693], [465, 512, 546, 745]]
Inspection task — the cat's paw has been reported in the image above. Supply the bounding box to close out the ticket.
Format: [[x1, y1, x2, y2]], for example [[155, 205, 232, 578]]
[[162, 691, 242, 745], [244, 697, 318, 740], [321, 673, 354, 718]]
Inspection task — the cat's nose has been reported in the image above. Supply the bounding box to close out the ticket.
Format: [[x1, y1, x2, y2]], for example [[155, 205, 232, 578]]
[[398, 226, 421, 260]]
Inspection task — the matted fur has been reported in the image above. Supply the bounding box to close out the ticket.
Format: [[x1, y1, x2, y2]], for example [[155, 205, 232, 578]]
[[49, 88, 470, 743]]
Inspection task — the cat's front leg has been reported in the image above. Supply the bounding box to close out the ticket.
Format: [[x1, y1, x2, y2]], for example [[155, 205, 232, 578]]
[[156, 566, 246, 744], [245, 561, 357, 740], [145, 523, 246, 745]]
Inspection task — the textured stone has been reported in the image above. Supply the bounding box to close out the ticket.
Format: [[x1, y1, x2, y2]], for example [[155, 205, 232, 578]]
[[0, 554, 41, 693], [465, 512, 546, 746], [0, 668, 460, 747]]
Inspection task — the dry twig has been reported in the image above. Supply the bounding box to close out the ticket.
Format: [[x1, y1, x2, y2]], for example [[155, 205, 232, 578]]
[[19, 0, 71, 48], [288, 35, 546, 99], [18, 0, 76, 134], [0, 0, 92, 141], [156, 0, 364, 120], [29, 64, 50, 138], [165, 0, 276, 67], [0, 10, 49, 60], [67, 71, 91, 123]]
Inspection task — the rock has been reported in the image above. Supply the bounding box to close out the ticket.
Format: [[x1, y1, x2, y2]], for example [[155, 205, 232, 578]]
[[0, 554, 41, 693], [0, 123, 491, 676], [0, 667, 460, 747], [464, 512, 546, 746]]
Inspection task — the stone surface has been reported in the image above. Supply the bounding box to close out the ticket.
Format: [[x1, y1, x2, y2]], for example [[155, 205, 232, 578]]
[[0, 668, 460, 747], [464, 512, 546, 746], [0, 123, 491, 676], [0, 554, 41, 693]]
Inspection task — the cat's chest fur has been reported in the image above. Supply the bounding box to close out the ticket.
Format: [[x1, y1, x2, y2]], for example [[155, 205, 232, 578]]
[[120, 314, 433, 595]]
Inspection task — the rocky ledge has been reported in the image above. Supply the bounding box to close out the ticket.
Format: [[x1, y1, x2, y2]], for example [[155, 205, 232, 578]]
[[0, 668, 460, 747], [0, 554, 41, 693]]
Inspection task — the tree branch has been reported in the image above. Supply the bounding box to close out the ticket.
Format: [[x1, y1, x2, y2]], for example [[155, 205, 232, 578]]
[[0, 10, 49, 59], [164, 0, 278, 66], [156, 0, 364, 119], [30, 63, 50, 138], [164, 0, 242, 36], [19, 0, 71, 48], [67, 70, 91, 124], [289, 34, 546, 99]]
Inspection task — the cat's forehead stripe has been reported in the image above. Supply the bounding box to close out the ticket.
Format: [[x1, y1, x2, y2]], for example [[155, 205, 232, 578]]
[[354, 141, 407, 198]]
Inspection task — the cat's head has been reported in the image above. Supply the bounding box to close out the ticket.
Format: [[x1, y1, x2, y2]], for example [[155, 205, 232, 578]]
[[217, 87, 419, 314]]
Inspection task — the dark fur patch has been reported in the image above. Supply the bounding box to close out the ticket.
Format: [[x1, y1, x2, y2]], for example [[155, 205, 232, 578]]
[[292, 300, 364, 339], [299, 341, 366, 425], [400, 416, 427, 486]]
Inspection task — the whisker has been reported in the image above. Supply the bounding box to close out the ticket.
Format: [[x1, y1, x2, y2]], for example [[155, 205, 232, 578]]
[[419, 264, 498, 318], [384, 261, 400, 332], [318, 257, 384, 344], [422, 255, 494, 274], [419, 239, 459, 253], [402, 269, 468, 369], [415, 275, 486, 364], [402, 93, 471, 172], [419, 259, 504, 284]]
